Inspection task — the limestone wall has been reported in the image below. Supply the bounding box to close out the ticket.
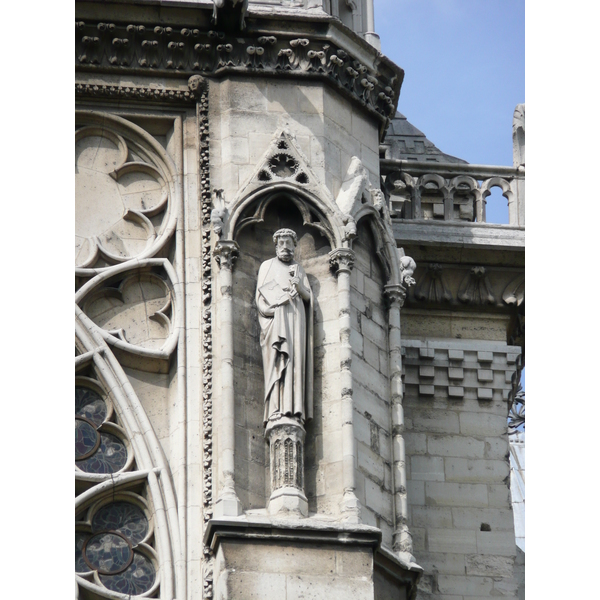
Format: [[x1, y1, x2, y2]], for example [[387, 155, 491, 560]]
[[402, 338, 521, 599], [209, 77, 380, 204], [350, 222, 395, 547]]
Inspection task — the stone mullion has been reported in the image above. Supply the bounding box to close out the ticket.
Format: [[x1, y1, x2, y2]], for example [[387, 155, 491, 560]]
[[213, 241, 243, 518], [330, 247, 361, 523], [384, 283, 415, 562]]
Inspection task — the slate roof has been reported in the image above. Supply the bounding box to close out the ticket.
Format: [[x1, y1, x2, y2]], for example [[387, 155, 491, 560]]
[[382, 112, 468, 164]]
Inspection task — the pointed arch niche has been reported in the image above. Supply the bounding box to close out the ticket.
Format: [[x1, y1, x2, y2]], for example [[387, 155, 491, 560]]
[[230, 191, 342, 515]]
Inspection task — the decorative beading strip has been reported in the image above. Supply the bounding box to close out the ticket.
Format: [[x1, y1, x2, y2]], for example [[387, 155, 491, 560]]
[[196, 80, 215, 600], [75, 82, 197, 103]]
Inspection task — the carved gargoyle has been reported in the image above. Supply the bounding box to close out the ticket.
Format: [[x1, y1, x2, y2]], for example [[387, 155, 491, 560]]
[[212, 0, 248, 31], [399, 256, 417, 288]]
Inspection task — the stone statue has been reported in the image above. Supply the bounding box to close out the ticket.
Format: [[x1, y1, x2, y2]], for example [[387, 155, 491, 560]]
[[256, 229, 314, 426]]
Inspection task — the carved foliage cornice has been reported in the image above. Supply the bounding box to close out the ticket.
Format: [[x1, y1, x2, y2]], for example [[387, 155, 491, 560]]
[[75, 20, 399, 124]]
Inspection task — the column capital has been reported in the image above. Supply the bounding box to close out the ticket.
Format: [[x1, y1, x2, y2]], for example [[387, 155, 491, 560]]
[[384, 283, 407, 308], [214, 240, 239, 271], [329, 247, 355, 275]]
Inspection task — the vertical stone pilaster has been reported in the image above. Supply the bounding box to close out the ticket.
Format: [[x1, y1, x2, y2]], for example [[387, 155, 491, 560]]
[[384, 283, 415, 564], [213, 240, 243, 518], [330, 247, 361, 522]]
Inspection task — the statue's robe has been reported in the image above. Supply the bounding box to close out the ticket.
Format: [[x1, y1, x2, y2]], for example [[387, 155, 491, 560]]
[[256, 257, 313, 425]]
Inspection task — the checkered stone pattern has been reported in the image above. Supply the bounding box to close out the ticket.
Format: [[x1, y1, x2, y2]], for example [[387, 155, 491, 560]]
[[401, 339, 522, 599]]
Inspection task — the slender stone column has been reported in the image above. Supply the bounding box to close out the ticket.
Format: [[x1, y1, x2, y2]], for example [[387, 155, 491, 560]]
[[384, 283, 415, 563], [330, 248, 361, 523], [265, 416, 308, 517], [213, 240, 243, 518]]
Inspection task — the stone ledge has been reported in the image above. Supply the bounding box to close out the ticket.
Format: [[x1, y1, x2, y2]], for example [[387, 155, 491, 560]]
[[392, 220, 525, 251], [204, 516, 384, 551]]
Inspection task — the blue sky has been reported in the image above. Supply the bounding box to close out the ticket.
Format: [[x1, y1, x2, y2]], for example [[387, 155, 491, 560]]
[[375, 0, 525, 168]]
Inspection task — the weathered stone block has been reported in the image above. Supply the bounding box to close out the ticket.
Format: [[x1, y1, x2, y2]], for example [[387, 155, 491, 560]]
[[419, 384, 435, 396], [484, 436, 510, 460], [444, 458, 510, 484], [425, 482, 488, 508], [358, 442, 385, 486], [465, 554, 515, 577], [406, 480, 425, 505], [448, 349, 464, 360], [437, 574, 494, 596], [410, 456, 445, 482], [427, 434, 485, 458], [477, 351, 494, 363], [477, 387, 494, 400], [415, 552, 466, 576], [448, 367, 464, 379], [452, 507, 515, 532], [488, 484, 512, 509], [448, 386, 465, 398], [410, 506, 453, 529], [427, 528, 477, 554], [459, 412, 508, 436], [411, 409, 460, 434], [403, 432, 427, 455], [477, 369, 494, 382], [476, 530, 517, 556], [419, 365, 435, 378]]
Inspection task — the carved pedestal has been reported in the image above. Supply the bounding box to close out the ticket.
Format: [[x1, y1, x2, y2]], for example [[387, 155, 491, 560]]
[[265, 417, 308, 517]]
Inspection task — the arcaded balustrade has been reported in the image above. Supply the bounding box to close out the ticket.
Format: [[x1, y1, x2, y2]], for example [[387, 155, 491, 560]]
[[381, 160, 525, 227]]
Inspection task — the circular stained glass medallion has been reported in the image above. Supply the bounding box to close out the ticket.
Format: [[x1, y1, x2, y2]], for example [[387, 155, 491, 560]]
[[83, 532, 133, 575], [76, 432, 127, 474], [92, 502, 148, 545], [75, 387, 107, 427], [75, 418, 101, 460], [99, 551, 156, 595]]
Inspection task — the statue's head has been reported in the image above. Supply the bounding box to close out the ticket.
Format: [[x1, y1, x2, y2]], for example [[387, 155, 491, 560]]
[[273, 228, 297, 263]]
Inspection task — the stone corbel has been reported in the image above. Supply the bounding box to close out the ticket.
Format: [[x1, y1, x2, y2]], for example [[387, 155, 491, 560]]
[[213, 240, 243, 517], [329, 248, 361, 522]]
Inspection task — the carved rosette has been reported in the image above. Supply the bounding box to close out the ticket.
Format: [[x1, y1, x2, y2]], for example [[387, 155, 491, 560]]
[[265, 417, 308, 517]]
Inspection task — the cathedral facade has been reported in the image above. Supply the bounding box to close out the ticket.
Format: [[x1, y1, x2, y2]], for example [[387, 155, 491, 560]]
[[75, 2, 525, 598]]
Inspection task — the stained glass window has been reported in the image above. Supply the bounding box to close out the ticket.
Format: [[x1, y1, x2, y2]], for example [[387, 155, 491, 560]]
[[75, 386, 127, 473], [75, 501, 156, 595]]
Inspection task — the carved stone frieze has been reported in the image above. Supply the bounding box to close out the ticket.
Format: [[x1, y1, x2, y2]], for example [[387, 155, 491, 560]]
[[458, 266, 495, 305], [406, 263, 524, 310], [75, 20, 401, 128], [414, 263, 452, 304]]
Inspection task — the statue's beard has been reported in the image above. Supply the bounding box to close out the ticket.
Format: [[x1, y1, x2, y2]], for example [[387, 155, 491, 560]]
[[277, 250, 293, 262]]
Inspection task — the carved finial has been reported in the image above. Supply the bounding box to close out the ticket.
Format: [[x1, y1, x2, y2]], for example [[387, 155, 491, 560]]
[[513, 103, 525, 168]]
